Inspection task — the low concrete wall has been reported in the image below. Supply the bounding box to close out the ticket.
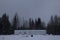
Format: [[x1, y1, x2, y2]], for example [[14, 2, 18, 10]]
[[14, 30, 46, 35]]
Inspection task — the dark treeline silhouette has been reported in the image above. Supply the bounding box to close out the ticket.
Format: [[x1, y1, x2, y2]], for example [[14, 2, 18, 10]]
[[0, 13, 45, 35], [0, 13, 60, 35], [0, 13, 12, 35], [29, 18, 45, 30], [47, 15, 60, 35], [18, 18, 45, 30]]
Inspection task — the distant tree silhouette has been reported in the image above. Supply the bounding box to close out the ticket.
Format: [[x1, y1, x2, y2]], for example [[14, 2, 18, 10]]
[[54, 15, 60, 35], [35, 18, 42, 30], [47, 15, 60, 35], [41, 22, 46, 30], [12, 13, 19, 30], [47, 16, 54, 34], [35, 19, 37, 29], [1, 13, 11, 35], [0, 17, 2, 34], [31, 20, 35, 29], [29, 18, 32, 29]]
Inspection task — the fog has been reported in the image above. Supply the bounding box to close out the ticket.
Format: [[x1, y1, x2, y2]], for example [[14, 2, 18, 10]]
[[0, 0, 60, 24]]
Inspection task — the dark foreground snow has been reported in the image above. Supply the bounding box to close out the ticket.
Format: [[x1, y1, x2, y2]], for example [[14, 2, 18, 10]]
[[0, 35, 60, 40]]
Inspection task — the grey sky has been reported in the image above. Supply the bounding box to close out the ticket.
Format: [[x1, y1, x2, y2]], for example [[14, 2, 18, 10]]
[[0, 0, 60, 24]]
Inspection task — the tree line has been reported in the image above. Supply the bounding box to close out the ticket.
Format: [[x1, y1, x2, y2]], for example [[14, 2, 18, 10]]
[[0, 13, 60, 35], [0, 13, 45, 35], [47, 15, 60, 35]]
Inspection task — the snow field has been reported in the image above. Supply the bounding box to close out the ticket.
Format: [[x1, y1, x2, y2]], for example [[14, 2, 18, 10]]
[[0, 35, 60, 40]]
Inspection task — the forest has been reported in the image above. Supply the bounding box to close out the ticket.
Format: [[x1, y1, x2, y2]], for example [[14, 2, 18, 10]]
[[0, 13, 60, 35]]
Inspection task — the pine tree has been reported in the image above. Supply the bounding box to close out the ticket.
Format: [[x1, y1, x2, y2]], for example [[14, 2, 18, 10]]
[[47, 15, 55, 34], [1, 13, 11, 35], [36, 18, 41, 30], [0, 17, 2, 34], [35, 19, 37, 30], [12, 13, 19, 30], [29, 18, 32, 29], [47, 15, 60, 35]]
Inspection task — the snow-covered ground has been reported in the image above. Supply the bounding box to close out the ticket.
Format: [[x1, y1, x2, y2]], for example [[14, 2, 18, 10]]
[[0, 35, 60, 40]]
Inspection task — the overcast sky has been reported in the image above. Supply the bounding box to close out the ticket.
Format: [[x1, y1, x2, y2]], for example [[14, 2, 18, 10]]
[[0, 0, 60, 24]]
